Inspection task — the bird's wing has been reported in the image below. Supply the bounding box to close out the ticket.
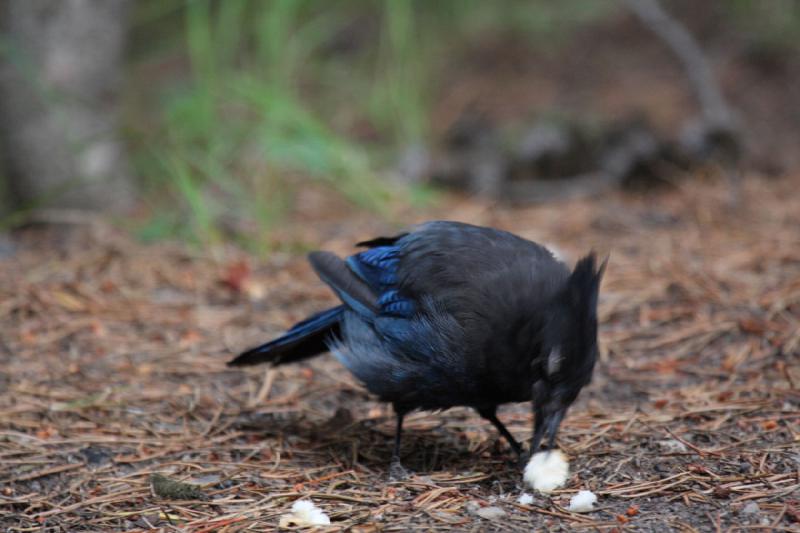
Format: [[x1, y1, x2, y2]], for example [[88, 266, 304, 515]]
[[328, 222, 564, 405], [317, 221, 562, 352], [342, 221, 562, 324], [324, 221, 556, 319], [343, 242, 415, 318], [308, 239, 417, 321], [308, 251, 379, 318]]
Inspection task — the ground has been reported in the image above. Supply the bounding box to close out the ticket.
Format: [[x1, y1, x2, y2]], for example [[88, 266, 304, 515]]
[[1, 174, 799, 532]]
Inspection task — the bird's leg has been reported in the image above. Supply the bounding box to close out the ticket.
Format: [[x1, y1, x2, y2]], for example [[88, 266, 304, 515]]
[[477, 407, 524, 459], [531, 404, 545, 455], [392, 412, 404, 463], [389, 407, 409, 480]]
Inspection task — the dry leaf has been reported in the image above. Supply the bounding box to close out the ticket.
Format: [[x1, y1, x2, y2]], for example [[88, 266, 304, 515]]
[[220, 259, 251, 293]]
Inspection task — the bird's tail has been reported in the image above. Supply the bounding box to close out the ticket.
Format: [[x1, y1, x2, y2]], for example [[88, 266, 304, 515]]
[[228, 306, 344, 366]]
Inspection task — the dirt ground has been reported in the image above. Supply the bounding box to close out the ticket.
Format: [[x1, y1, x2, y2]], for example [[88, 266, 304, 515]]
[[1, 173, 799, 532]]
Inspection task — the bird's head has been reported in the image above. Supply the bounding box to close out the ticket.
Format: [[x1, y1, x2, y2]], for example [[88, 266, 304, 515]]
[[531, 253, 606, 453]]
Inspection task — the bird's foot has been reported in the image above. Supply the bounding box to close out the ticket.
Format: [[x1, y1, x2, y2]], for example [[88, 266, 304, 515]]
[[389, 458, 410, 481]]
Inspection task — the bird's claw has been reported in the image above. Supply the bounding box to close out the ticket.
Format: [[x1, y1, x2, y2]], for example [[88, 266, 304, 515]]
[[389, 458, 410, 481]]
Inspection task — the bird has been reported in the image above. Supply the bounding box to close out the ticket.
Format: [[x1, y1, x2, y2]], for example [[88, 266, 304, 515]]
[[229, 221, 605, 477]]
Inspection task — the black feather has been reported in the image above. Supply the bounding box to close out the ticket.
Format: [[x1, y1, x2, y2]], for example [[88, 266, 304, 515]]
[[228, 306, 344, 366], [356, 234, 408, 248], [308, 251, 379, 317]]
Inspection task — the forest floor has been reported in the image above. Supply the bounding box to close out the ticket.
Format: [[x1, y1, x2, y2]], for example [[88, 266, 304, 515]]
[[4, 5, 800, 530], [1, 173, 799, 532]]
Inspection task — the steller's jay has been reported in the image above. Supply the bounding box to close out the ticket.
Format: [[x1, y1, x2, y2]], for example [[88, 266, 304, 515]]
[[229, 221, 605, 477]]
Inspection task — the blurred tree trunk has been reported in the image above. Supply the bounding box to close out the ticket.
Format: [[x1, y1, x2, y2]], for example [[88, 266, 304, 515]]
[[0, 0, 135, 214]]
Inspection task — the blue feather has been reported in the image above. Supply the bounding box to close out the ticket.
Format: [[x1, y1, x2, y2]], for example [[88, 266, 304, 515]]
[[378, 289, 414, 317], [346, 246, 414, 318], [347, 246, 400, 288]]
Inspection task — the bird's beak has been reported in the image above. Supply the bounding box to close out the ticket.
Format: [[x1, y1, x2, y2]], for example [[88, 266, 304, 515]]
[[531, 407, 566, 454]]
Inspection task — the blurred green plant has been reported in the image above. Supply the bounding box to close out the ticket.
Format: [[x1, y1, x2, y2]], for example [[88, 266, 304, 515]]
[[728, 0, 800, 48], [127, 0, 619, 250], [131, 0, 394, 250], [5, 1, 797, 244]]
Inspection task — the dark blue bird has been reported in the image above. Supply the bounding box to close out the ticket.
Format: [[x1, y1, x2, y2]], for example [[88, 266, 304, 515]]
[[229, 221, 605, 476]]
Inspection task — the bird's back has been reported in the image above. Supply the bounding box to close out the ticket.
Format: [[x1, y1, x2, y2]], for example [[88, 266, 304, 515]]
[[396, 221, 562, 299], [339, 221, 570, 411]]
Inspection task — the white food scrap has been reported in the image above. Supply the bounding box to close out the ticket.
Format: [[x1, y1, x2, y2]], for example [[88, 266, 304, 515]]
[[567, 490, 598, 513], [278, 499, 331, 528], [517, 492, 534, 505], [523, 450, 569, 493]]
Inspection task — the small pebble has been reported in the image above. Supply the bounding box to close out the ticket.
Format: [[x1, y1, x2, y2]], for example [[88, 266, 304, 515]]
[[657, 439, 688, 453], [742, 502, 760, 515], [465, 501, 480, 514], [190, 474, 222, 485], [476, 506, 507, 520]]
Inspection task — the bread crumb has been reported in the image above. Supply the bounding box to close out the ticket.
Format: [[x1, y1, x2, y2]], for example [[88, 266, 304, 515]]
[[523, 450, 569, 493], [279, 499, 331, 527], [568, 490, 598, 513]]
